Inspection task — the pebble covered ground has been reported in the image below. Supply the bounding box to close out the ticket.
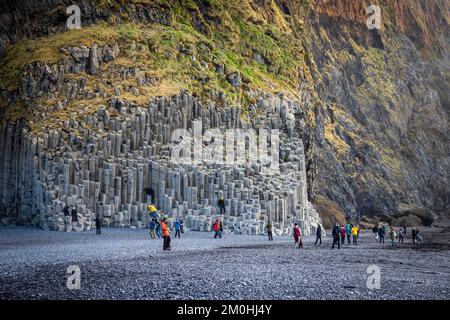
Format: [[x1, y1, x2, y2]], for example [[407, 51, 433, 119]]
[[0, 227, 449, 300]]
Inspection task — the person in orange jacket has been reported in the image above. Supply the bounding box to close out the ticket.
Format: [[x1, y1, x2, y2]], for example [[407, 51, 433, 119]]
[[161, 218, 171, 251]]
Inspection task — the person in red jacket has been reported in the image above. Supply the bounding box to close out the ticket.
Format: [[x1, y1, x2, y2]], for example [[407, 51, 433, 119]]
[[293, 223, 303, 248], [213, 220, 220, 239]]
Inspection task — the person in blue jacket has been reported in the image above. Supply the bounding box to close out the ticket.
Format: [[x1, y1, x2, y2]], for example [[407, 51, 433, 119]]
[[174, 219, 181, 238]]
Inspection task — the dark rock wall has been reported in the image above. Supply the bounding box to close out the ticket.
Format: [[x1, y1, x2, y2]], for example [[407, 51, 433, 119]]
[[306, 0, 449, 216]]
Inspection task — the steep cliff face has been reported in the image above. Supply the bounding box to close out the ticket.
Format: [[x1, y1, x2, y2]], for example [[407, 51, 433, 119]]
[[302, 0, 449, 217], [0, 0, 448, 225]]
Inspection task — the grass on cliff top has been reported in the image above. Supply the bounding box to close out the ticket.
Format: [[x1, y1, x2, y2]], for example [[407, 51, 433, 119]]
[[0, 23, 144, 92], [0, 0, 313, 129]]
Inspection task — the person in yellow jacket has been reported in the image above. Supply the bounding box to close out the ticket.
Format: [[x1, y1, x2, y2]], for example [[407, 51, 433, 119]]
[[351, 225, 359, 245], [147, 204, 157, 217], [161, 218, 171, 251]]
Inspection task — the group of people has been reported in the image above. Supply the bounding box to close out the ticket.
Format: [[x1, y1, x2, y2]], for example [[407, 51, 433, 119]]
[[63, 205, 79, 223], [265, 221, 360, 249], [329, 223, 360, 249], [284, 221, 425, 250], [146, 204, 184, 251], [92, 197, 427, 252], [372, 224, 423, 246]]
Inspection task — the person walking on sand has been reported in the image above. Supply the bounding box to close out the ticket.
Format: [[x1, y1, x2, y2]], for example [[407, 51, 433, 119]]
[[180, 218, 184, 234], [293, 223, 303, 248], [161, 218, 171, 251], [412, 227, 417, 244], [373, 224, 379, 240], [155, 218, 162, 238], [218, 220, 223, 238], [378, 225, 385, 244], [389, 226, 397, 247], [351, 225, 359, 245], [346, 223, 352, 244], [213, 219, 220, 239], [398, 226, 404, 244], [315, 224, 322, 245], [174, 219, 181, 238], [340, 225, 346, 245], [413, 227, 423, 244], [148, 218, 156, 239], [331, 223, 341, 249], [95, 215, 101, 235], [266, 221, 274, 241]]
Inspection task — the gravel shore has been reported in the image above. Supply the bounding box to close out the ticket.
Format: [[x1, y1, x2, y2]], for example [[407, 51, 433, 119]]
[[0, 227, 449, 300]]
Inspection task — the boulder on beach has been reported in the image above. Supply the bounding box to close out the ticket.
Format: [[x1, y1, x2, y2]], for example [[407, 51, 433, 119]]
[[393, 204, 438, 226]]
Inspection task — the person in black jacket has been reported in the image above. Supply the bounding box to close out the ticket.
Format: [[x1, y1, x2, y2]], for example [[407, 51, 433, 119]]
[[95, 215, 101, 235], [218, 196, 225, 215], [331, 223, 341, 249], [63, 205, 70, 216], [372, 225, 379, 240], [315, 224, 322, 245], [412, 227, 417, 244], [378, 225, 385, 244], [71, 207, 78, 222]]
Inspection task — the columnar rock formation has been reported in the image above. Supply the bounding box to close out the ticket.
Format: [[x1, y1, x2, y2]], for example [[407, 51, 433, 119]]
[[3, 0, 446, 224], [0, 90, 321, 235]]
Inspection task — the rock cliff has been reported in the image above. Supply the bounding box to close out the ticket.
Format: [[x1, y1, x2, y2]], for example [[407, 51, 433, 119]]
[[0, 0, 448, 227]]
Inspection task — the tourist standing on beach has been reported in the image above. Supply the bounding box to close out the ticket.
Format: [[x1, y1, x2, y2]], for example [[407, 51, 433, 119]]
[[373, 224, 379, 240], [148, 218, 156, 239], [293, 223, 303, 248], [315, 224, 322, 245], [174, 219, 181, 238], [331, 223, 341, 249], [340, 226, 346, 244], [180, 218, 184, 234], [412, 227, 417, 244], [161, 218, 171, 251], [219, 220, 223, 238], [266, 221, 273, 241], [155, 218, 162, 238], [398, 227, 404, 243], [413, 227, 423, 244], [213, 219, 220, 238], [351, 225, 359, 245], [378, 225, 385, 244], [346, 223, 352, 244], [95, 215, 101, 235], [389, 226, 397, 247]]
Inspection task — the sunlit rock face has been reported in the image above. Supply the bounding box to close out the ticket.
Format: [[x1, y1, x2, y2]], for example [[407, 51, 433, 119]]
[[0, 87, 321, 235], [0, 0, 448, 229]]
